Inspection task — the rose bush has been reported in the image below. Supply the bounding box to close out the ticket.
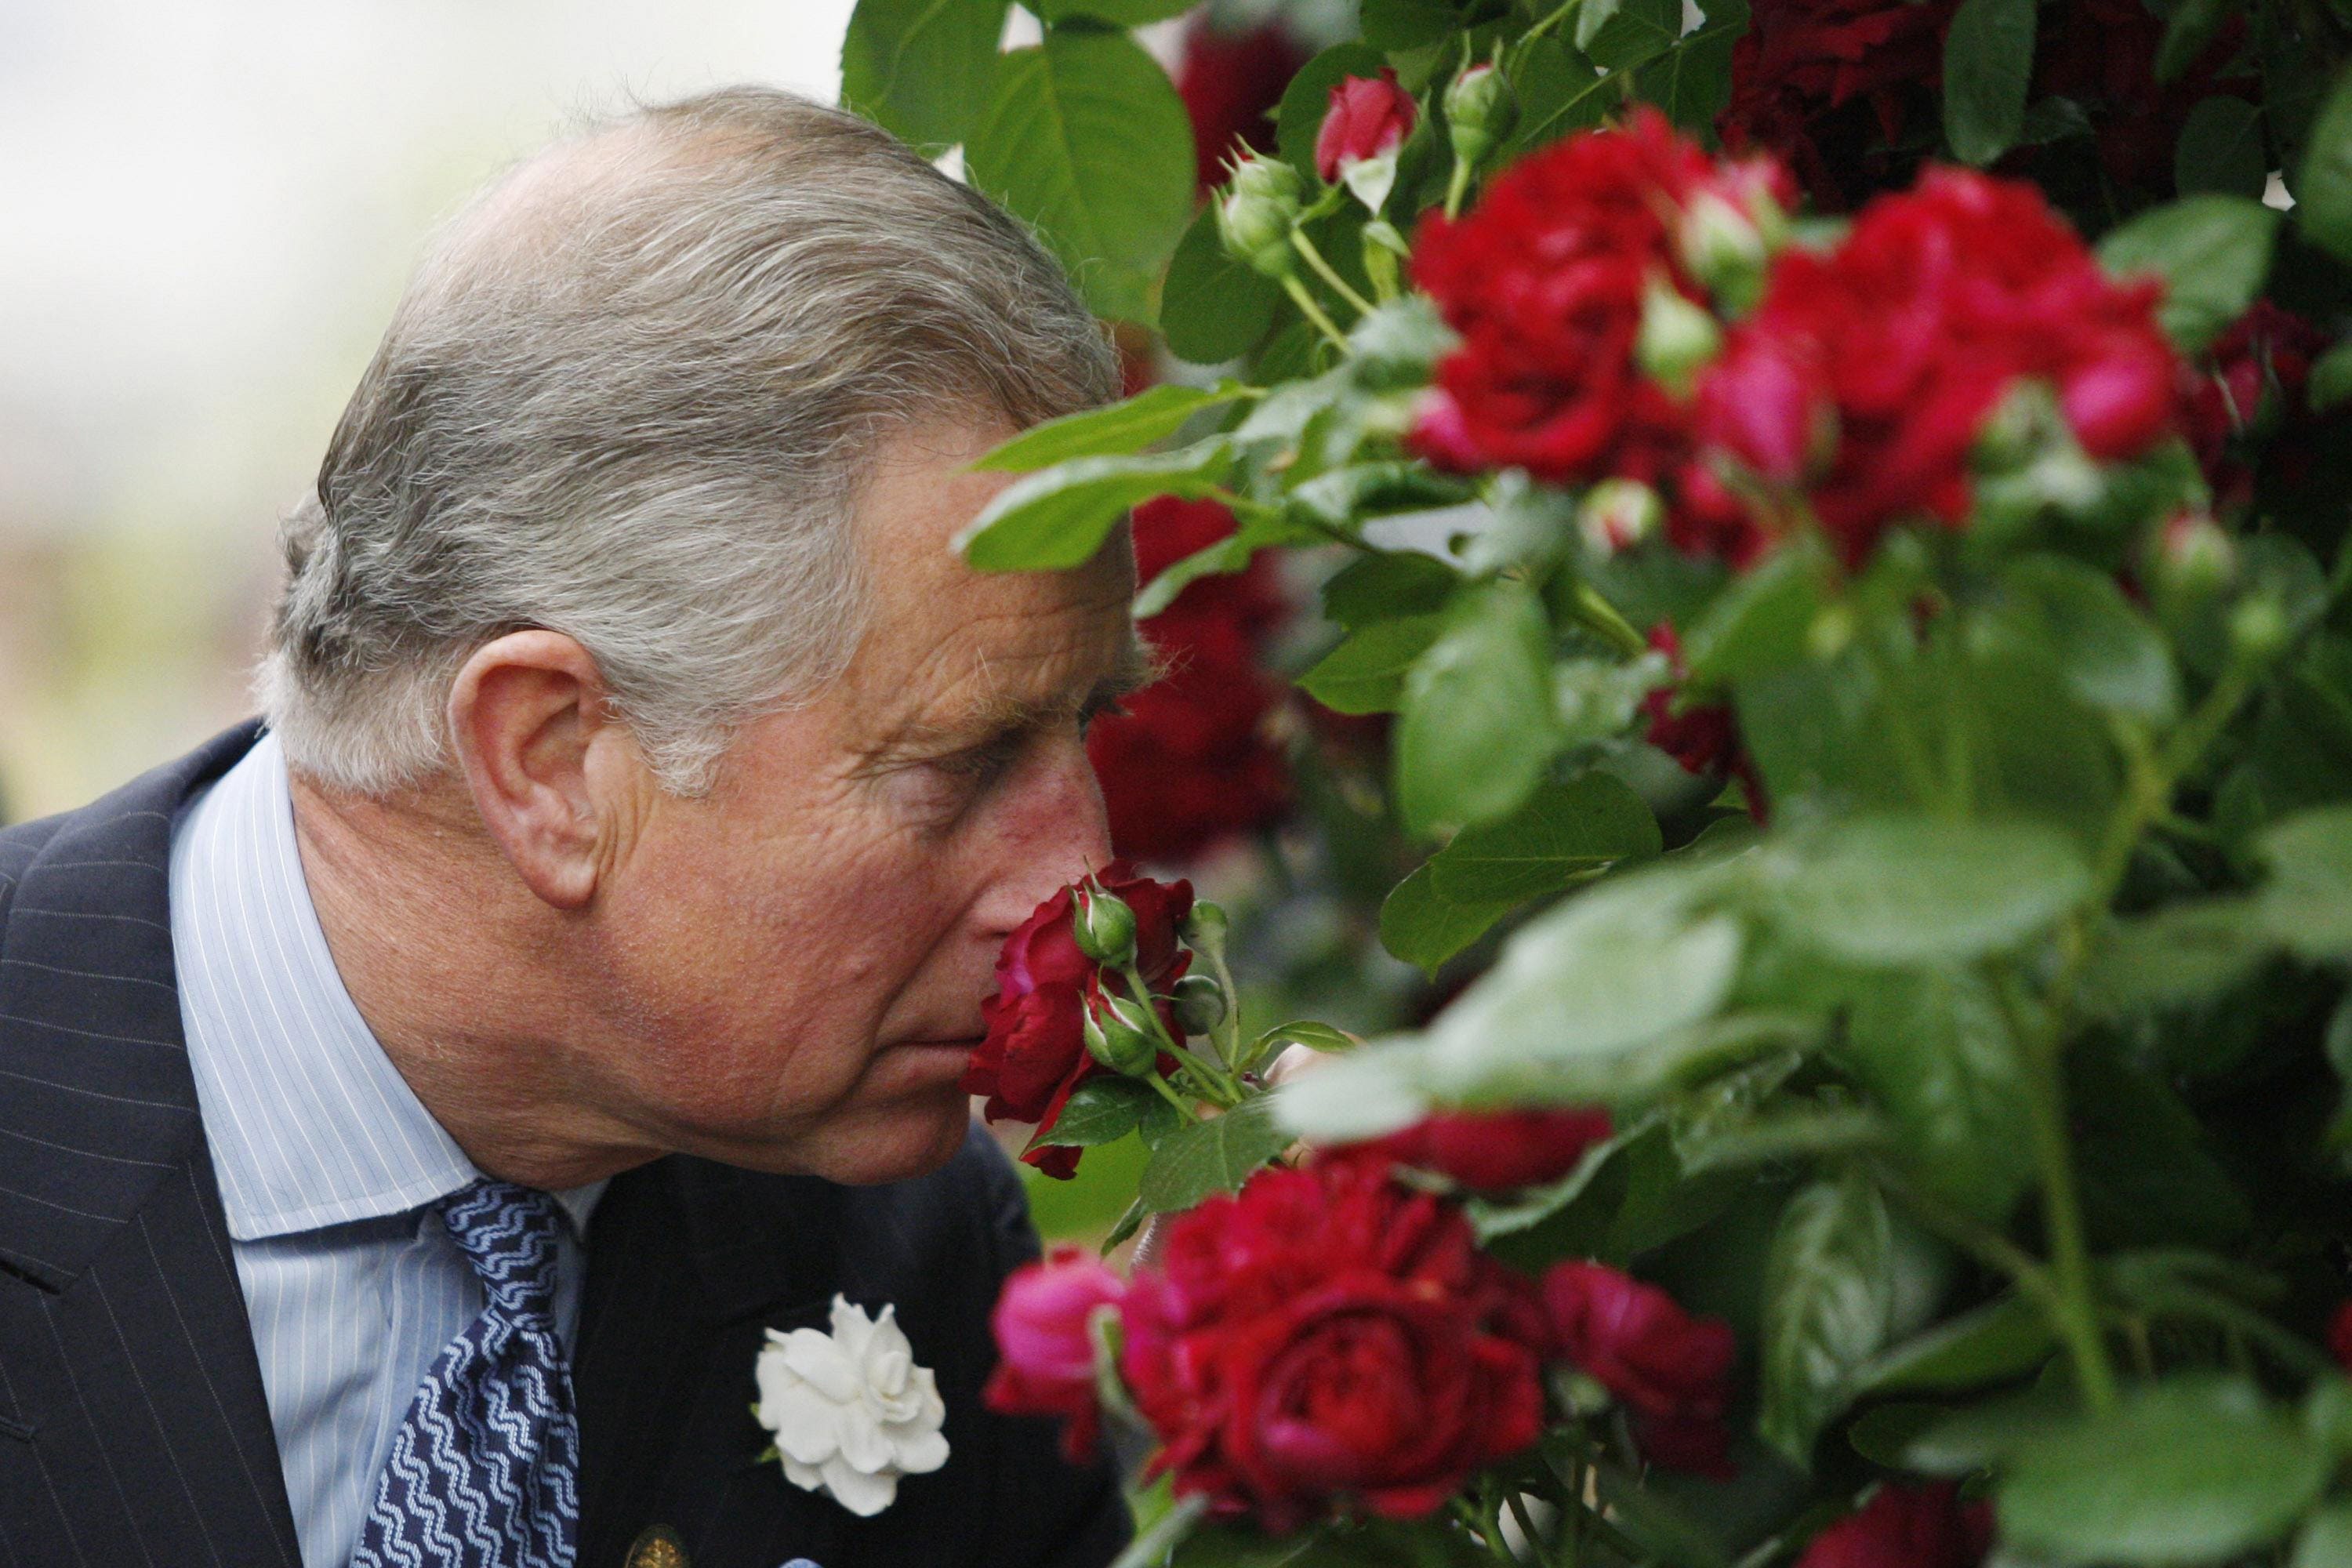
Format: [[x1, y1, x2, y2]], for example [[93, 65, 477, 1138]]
[[844, 0, 2352, 1561]]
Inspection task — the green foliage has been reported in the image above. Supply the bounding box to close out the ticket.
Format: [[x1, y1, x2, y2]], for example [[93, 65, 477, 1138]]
[[974, 383, 1254, 472], [1766, 818, 2092, 967], [840, 0, 1011, 152], [1759, 1171, 1896, 1465], [2299, 64, 2352, 264], [1394, 580, 1561, 833], [2098, 195, 2283, 354], [965, 29, 1195, 322], [1943, 0, 2038, 165], [1138, 1097, 1294, 1213], [957, 443, 1233, 569], [1163, 205, 1283, 365]]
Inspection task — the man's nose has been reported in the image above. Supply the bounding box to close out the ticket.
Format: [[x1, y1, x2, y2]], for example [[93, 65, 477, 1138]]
[[984, 737, 1113, 933]]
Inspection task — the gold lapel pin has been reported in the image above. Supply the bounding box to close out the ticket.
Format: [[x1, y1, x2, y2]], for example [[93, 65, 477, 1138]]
[[624, 1524, 691, 1568]]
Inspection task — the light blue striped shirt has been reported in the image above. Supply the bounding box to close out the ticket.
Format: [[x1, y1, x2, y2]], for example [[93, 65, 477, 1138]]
[[170, 731, 604, 1568]]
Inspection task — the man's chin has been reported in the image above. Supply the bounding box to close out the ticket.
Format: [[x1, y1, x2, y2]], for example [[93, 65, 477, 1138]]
[[794, 1094, 974, 1186]]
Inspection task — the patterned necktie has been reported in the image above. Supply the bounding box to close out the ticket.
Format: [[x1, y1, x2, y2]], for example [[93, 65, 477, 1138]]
[[353, 1179, 582, 1568]]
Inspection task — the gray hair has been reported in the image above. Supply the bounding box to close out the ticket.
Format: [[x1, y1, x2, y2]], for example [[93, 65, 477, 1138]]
[[260, 86, 1121, 795]]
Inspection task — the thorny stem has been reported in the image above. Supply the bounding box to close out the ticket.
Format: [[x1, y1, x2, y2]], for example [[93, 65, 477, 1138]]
[[1289, 227, 1377, 318]]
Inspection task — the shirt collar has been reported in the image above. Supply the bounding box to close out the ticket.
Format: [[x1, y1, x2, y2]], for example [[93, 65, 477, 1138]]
[[172, 730, 604, 1242]]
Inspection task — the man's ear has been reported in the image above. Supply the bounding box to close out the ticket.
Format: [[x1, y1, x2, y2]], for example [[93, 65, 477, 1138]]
[[446, 630, 635, 909]]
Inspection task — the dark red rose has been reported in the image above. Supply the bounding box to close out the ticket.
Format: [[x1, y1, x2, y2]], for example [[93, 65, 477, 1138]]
[[1338, 1108, 1613, 1192], [984, 1246, 1127, 1462], [2183, 300, 2335, 512], [1796, 1481, 1994, 1568], [1543, 1261, 1737, 1476], [2031, 0, 2258, 194], [1409, 111, 1730, 488], [2328, 1300, 2352, 1373], [1176, 20, 1308, 194], [1718, 0, 1958, 209], [962, 862, 1193, 1178], [1693, 168, 2179, 565], [1087, 497, 1292, 864], [1640, 624, 1765, 818], [1316, 68, 1417, 183], [1120, 1157, 1548, 1531]]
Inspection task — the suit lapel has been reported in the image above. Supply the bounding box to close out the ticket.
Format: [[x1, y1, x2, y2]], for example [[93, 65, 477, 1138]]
[[0, 723, 302, 1567]]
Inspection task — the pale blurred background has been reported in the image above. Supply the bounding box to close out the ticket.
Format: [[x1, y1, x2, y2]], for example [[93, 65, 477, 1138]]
[[0, 0, 866, 822]]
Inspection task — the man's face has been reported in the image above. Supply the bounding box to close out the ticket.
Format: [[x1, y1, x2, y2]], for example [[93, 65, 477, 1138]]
[[575, 419, 1141, 1184]]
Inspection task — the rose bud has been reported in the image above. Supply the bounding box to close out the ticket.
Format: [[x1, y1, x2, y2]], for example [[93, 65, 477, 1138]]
[[984, 1246, 1127, 1462], [1085, 992, 1161, 1078], [1218, 152, 1304, 279], [1170, 972, 1227, 1036], [1073, 884, 1138, 967], [1181, 898, 1230, 954], [1316, 68, 1416, 212], [1543, 1261, 1737, 1476], [2230, 594, 2289, 662], [2154, 511, 2236, 603], [1635, 277, 1722, 394], [1443, 61, 1515, 174], [1795, 1480, 1993, 1568], [1679, 161, 1791, 315], [1580, 478, 1664, 555]]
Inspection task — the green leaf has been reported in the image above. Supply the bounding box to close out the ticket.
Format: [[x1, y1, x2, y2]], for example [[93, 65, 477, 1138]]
[[1426, 771, 1662, 904], [974, 384, 1250, 472], [1852, 1293, 2056, 1396], [1419, 865, 1749, 1098], [1163, 202, 1283, 365], [1138, 1097, 1292, 1213], [840, 0, 1012, 153], [1253, 1020, 1357, 1055], [957, 443, 1232, 570], [1299, 615, 1447, 714], [965, 30, 1195, 322], [1029, 1076, 1156, 1147], [2311, 339, 2352, 412], [2294, 1503, 2352, 1568], [1759, 1171, 1896, 1465], [1942, 0, 2038, 165], [1999, 555, 2180, 723], [1361, 0, 1468, 49], [2080, 898, 2272, 1017], [1581, 0, 1679, 73], [1321, 552, 1461, 630], [1770, 818, 2092, 967], [2176, 96, 2270, 198], [1506, 35, 1617, 155], [1842, 968, 2036, 1221], [1893, 1385, 2075, 1475], [2099, 195, 2283, 354], [2297, 64, 2352, 266], [1378, 862, 1521, 973], [2158, 0, 2238, 82], [1273, 1036, 1436, 1143], [2256, 805, 2352, 957], [1136, 535, 1251, 619], [1276, 44, 1388, 184], [2000, 1376, 2331, 1566], [1683, 537, 1831, 684], [1395, 580, 1563, 834], [1033, 0, 1194, 20], [1632, 0, 1749, 137]]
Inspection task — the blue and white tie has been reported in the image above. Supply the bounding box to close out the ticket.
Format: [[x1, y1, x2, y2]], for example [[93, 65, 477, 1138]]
[[353, 1180, 582, 1568]]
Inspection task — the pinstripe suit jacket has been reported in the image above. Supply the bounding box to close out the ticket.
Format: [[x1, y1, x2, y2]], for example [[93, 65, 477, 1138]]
[[0, 725, 1131, 1568]]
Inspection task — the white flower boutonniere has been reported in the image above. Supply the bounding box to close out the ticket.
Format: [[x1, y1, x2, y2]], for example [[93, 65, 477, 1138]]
[[753, 1294, 949, 1516]]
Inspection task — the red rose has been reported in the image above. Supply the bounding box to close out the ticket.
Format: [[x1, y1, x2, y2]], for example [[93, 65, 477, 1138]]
[[2328, 1300, 2352, 1373], [1718, 0, 1958, 209], [1693, 168, 2179, 564], [1640, 624, 1765, 818], [1543, 1261, 1737, 1476], [1315, 68, 1416, 183], [1410, 111, 1729, 488], [2184, 300, 2334, 512], [1796, 1481, 1994, 1568], [1087, 497, 1292, 864], [1338, 1108, 1613, 1192], [961, 862, 1193, 1178], [1120, 1157, 1548, 1531], [984, 1246, 1127, 1461], [1176, 20, 1308, 194], [2032, 0, 2259, 194]]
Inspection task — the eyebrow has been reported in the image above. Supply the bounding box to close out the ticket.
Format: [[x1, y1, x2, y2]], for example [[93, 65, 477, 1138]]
[[888, 634, 1159, 757]]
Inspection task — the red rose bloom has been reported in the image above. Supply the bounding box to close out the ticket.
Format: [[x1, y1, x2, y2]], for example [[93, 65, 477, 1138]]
[[1693, 168, 2179, 564], [2184, 300, 2333, 512], [1718, 0, 1958, 209], [1409, 111, 1724, 488], [1639, 624, 1765, 818], [961, 862, 1193, 1178], [1120, 1157, 1548, 1531], [1176, 20, 1308, 194], [1796, 1481, 1994, 1568], [1088, 497, 1291, 864], [1338, 1108, 1613, 1192], [1543, 1261, 1737, 1476], [1316, 68, 1417, 182], [984, 1246, 1127, 1461]]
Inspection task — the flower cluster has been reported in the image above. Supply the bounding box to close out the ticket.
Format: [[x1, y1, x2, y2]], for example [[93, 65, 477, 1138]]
[[986, 1123, 1736, 1531], [1086, 497, 1293, 864], [960, 862, 1194, 1178]]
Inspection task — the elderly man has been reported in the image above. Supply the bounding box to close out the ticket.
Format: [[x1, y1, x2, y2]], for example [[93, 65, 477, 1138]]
[[0, 88, 1140, 1568]]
